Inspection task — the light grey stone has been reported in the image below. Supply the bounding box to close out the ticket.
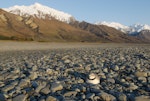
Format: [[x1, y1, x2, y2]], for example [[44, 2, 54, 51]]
[[128, 83, 138, 90], [77, 78, 84, 83], [135, 95, 150, 101], [103, 68, 108, 73], [12, 94, 27, 101], [107, 78, 115, 84], [51, 82, 63, 92], [35, 82, 47, 93], [64, 59, 71, 64], [99, 92, 116, 101], [118, 93, 127, 101], [19, 79, 30, 88], [40, 85, 51, 94], [112, 65, 119, 71], [85, 65, 91, 71], [135, 71, 147, 77], [46, 96, 57, 101], [138, 77, 147, 83], [64, 91, 77, 97], [29, 72, 38, 80], [46, 69, 53, 75]]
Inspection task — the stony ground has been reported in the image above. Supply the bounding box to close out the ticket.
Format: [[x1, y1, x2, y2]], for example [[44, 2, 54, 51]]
[[0, 43, 150, 101]]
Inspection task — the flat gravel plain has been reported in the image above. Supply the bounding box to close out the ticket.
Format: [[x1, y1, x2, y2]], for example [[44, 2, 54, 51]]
[[0, 42, 150, 101]]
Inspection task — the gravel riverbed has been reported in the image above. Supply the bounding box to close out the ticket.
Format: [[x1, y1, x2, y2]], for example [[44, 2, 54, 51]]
[[0, 43, 150, 101]]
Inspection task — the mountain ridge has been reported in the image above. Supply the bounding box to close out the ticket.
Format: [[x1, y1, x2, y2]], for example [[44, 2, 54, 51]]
[[0, 9, 100, 42], [3, 3, 75, 23], [3, 3, 150, 33], [96, 21, 150, 34], [70, 21, 143, 43], [1, 3, 150, 43]]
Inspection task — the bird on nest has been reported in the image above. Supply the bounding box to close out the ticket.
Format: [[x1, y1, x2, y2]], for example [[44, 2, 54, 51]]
[[86, 73, 100, 84]]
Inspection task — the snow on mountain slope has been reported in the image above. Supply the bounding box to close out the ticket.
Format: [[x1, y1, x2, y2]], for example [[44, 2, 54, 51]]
[[95, 21, 130, 33], [96, 21, 150, 34], [3, 3, 75, 23], [130, 24, 150, 33]]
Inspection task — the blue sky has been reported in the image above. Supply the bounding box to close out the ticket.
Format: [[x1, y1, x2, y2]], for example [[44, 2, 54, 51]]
[[1, 0, 150, 25]]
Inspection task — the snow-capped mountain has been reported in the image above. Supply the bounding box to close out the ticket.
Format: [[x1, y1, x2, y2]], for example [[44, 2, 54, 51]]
[[96, 21, 150, 34], [3, 3, 75, 23]]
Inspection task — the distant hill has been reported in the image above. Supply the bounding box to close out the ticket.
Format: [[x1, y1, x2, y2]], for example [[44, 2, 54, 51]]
[[134, 30, 150, 43], [96, 21, 150, 43], [70, 21, 142, 43]]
